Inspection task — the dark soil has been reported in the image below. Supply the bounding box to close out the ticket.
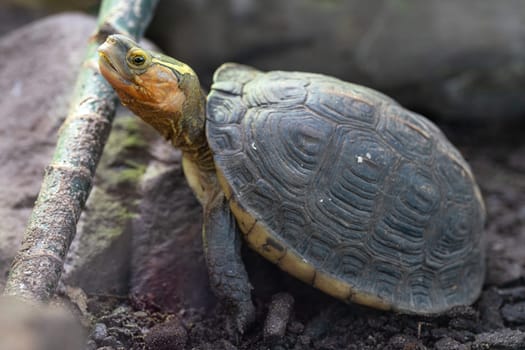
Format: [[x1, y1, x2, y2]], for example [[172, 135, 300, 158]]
[[84, 121, 525, 350]]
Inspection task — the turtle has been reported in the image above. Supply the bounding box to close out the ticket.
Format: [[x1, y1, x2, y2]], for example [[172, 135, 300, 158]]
[[98, 34, 486, 333]]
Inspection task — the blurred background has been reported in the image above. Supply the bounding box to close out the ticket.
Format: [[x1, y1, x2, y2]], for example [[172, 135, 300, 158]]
[[2, 0, 525, 124]]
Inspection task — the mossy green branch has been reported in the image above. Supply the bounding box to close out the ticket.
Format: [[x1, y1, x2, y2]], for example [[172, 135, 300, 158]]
[[3, 0, 159, 302]]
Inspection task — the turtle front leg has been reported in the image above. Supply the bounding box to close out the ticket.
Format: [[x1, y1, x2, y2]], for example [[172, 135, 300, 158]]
[[203, 193, 255, 334]]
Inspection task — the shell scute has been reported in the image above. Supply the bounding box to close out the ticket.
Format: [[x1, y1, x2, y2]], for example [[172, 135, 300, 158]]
[[305, 81, 378, 126], [243, 73, 308, 108]]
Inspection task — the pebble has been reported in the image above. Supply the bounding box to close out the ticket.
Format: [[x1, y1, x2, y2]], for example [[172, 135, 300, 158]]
[[501, 301, 525, 324], [264, 292, 295, 343], [473, 329, 525, 349], [92, 323, 108, 342], [444, 306, 478, 320], [497, 286, 525, 302], [448, 317, 482, 332], [144, 317, 188, 350]]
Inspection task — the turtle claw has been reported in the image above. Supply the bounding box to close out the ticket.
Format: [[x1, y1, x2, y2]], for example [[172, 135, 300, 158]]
[[224, 299, 256, 336], [233, 300, 256, 334]]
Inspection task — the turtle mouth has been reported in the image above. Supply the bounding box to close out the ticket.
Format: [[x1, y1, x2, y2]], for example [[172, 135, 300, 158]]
[[98, 48, 134, 88], [98, 51, 118, 73]]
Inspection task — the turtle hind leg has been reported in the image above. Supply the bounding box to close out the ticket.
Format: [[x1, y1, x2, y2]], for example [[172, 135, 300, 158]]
[[203, 193, 255, 334]]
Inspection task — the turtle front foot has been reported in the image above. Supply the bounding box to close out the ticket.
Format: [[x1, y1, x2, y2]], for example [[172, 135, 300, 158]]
[[203, 194, 256, 334], [226, 299, 256, 335], [208, 264, 256, 334]]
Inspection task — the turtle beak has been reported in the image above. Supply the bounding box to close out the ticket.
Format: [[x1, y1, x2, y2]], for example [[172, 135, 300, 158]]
[[98, 50, 117, 73], [98, 35, 134, 85]]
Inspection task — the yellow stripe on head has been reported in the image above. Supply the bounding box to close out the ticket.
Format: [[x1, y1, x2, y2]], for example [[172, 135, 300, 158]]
[[152, 58, 196, 76]]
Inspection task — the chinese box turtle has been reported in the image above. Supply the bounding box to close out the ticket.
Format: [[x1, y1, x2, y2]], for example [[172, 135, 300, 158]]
[[98, 35, 486, 332]]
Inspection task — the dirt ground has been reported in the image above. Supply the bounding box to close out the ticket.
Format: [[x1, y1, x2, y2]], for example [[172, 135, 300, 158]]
[[83, 120, 525, 350]]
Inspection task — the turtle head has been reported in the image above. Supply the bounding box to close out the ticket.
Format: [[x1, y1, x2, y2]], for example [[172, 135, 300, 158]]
[[98, 34, 204, 143]]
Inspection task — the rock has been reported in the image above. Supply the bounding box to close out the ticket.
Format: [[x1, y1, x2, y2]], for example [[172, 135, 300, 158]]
[[0, 12, 95, 291], [149, 0, 525, 122], [129, 138, 214, 311], [497, 286, 525, 302], [148, 0, 382, 86], [355, 1, 525, 122], [473, 329, 525, 349], [5, 0, 98, 12], [444, 306, 479, 321], [501, 302, 525, 324], [264, 292, 295, 343], [442, 306, 482, 334], [448, 317, 482, 333], [59, 35, 208, 304], [63, 114, 152, 295]]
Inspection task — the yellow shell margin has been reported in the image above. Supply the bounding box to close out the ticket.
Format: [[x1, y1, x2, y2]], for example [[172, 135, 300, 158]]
[[217, 168, 392, 311]]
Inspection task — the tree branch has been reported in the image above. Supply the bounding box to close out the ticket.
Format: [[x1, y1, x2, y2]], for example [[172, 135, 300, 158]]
[[3, 0, 159, 302]]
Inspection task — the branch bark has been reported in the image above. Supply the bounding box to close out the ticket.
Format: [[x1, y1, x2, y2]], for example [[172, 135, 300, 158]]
[[3, 0, 159, 302]]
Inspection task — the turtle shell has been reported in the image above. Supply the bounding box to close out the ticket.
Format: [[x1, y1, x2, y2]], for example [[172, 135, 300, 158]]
[[205, 63, 486, 314]]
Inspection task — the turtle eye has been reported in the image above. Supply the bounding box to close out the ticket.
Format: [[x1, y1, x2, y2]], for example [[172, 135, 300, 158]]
[[132, 55, 145, 65], [127, 48, 149, 69]]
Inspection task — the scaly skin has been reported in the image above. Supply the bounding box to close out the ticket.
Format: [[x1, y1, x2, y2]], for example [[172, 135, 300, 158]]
[[98, 34, 255, 334], [98, 35, 213, 172]]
